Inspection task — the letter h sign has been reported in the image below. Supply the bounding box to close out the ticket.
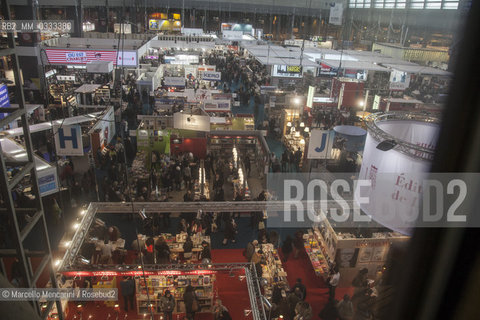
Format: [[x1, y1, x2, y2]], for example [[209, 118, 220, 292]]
[[58, 127, 78, 149], [55, 125, 84, 156]]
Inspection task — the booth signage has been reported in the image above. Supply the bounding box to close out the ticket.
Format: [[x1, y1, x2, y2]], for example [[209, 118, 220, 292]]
[[54, 124, 84, 156], [173, 113, 210, 132], [56, 75, 76, 81], [272, 65, 303, 78], [197, 65, 216, 72], [307, 129, 334, 159], [37, 167, 59, 196], [201, 71, 221, 81], [164, 77, 185, 87]]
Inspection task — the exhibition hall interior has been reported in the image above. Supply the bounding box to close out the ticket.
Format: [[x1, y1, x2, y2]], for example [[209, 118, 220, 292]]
[[0, 0, 479, 319]]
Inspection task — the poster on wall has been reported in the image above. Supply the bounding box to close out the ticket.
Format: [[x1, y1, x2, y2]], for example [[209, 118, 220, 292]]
[[358, 247, 374, 263], [389, 69, 410, 90], [329, 3, 343, 26], [336, 248, 359, 268], [372, 246, 388, 262], [53, 124, 84, 156], [307, 129, 335, 159]]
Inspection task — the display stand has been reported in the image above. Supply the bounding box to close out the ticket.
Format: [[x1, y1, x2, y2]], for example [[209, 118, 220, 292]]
[[135, 273, 216, 314], [304, 220, 410, 285], [260, 244, 289, 299]]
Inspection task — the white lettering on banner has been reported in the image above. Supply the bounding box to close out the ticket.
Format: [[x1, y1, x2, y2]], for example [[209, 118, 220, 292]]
[[66, 51, 87, 63], [201, 71, 221, 81]]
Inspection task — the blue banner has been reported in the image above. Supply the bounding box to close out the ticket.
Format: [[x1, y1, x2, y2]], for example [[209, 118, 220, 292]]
[[0, 84, 10, 120]]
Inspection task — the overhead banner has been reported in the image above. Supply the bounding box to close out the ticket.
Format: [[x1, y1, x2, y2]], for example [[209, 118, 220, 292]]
[[53, 124, 84, 156], [356, 121, 439, 234], [201, 71, 221, 81], [164, 77, 186, 87], [307, 129, 334, 159], [44, 49, 137, 67], [329, 3, 343, 26], [306, 86, 315, 108]]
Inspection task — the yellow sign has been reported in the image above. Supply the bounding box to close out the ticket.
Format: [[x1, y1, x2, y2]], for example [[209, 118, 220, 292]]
[[286, 65, 302, 73]]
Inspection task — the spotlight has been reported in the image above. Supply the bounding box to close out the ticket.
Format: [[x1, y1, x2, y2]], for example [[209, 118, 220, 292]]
[[54, 260, 61, 267], [72, 223, 79, 230], [376, 140, 397, 151], [300, 122, 305, 127]]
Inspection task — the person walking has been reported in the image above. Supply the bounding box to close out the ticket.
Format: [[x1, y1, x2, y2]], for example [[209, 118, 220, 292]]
[[337, 294, 354, 320], [120, 276, 135, 312], [244, 155, 251, 177], [184, 285, 199, 320], [352, 268, 369, 301], [291, 278, 307, 300], [183, 236, 194, 261], [328, 266, 341, 301], [245, 240, 258, 262], [213, 300, 232, 320], [159, 290, 175, 320], [282, 235, 294, 262], [222, 217, 237, 245], [287, 287, 303, 319]]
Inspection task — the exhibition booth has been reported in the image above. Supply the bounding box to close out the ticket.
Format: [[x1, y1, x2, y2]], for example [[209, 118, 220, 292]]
[[50, 202, 282, 320], [0, 138, 59, 197]]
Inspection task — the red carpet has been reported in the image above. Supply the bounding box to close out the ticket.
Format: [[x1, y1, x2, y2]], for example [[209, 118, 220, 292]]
[[280, 247, 354, 318]]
